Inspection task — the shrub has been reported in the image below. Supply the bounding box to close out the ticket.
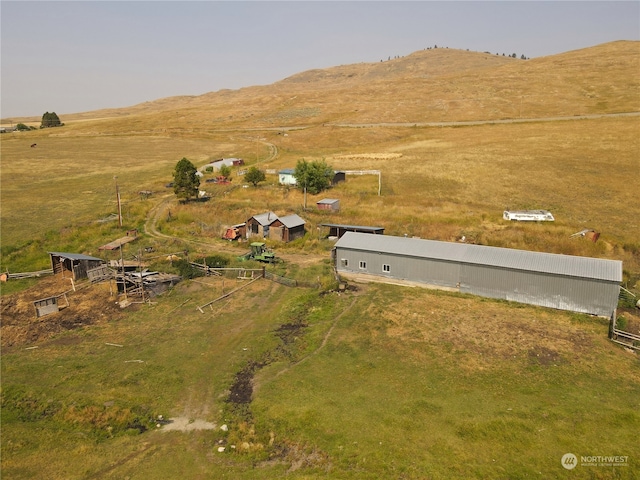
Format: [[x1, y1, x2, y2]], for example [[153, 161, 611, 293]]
[[173, 259, 204, 279], [204, 254, 231, 268]]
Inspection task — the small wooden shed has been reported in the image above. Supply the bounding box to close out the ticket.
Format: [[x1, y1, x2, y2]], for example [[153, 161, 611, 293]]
[[269, 214, 306, 242], [317, 199, 340, 212], [49, 252, 104, 280], [246, 212, 277, 239]]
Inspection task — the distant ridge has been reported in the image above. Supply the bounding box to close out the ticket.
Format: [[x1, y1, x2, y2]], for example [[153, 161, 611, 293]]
[[4, 41, 638, 127]]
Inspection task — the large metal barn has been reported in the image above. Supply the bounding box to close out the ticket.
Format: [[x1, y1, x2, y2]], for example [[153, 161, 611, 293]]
[[333, 232, 622, 318]]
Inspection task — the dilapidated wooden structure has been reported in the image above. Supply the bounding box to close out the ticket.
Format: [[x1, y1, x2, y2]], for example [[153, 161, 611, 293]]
[[320, 223, 385, 239], [49, 252, 105, 281]]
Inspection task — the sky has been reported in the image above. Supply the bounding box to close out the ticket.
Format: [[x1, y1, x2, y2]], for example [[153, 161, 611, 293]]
[[1, 1, 638, 119]]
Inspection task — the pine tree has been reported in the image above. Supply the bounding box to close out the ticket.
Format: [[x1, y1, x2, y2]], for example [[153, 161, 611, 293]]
[[173, 158, 200, 201]]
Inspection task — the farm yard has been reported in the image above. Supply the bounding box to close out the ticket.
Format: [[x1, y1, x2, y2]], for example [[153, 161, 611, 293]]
[[1, 42, 640, 479]]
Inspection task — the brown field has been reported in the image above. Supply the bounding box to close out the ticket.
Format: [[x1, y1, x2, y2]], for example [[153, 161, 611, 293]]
[[1, 41, 639, 480]]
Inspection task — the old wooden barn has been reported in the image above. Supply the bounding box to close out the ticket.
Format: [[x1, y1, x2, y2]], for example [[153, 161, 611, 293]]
[[269, 214, 306, 242], [333, 232, 622, 318], [246, 212, 278, 239], [245, 212, 306, 242], [49, 252, 105, 281]]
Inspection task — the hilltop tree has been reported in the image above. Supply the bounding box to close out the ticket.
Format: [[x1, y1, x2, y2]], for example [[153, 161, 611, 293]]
[[173, 157, 200, 201], [245, 166, 266, 187], [40, 111, 62, 128], [294, 159, 334, 195]]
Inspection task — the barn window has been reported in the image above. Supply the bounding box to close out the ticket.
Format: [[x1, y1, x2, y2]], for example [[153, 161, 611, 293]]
[[383, 264, 391, 273], [341, 258, 348, 267], [359, 261, 367, 270]]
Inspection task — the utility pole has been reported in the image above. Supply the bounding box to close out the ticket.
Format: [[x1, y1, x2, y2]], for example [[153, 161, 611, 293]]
[[303, 183, 307, 210], [114, 176, 123, 227]]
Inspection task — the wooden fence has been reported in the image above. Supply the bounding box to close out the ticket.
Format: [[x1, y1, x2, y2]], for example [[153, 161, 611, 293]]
[[264, 271, 297, 287], [611, 328, 640, 351], [5, 269, 54, 280]]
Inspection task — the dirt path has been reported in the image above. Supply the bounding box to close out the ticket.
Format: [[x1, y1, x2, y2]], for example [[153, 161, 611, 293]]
[[253, 294, 362, 396], [324, 111, 640, 128]]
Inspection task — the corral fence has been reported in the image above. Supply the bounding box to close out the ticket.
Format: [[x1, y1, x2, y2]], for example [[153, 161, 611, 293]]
[[612, 288, 640, 350], [4, 268, 54, 280], [189, 263, 298, 287], [264, 270, 297, 287], [194, 267, 298, 312], [611, 327, 640, 351]]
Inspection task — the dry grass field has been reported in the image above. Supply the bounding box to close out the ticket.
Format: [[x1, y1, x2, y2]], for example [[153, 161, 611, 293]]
[[1, 41, 639, 479]]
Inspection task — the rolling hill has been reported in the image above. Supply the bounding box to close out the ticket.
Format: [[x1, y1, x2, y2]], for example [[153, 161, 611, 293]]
[[6, 40, 639, 129]]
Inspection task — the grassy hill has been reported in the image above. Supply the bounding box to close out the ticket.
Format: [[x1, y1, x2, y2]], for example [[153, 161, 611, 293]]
[[1, 41, 639, 479]]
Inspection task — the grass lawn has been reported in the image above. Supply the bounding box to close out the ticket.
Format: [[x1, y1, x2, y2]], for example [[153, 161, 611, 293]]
[[2, 281, 638, 479]]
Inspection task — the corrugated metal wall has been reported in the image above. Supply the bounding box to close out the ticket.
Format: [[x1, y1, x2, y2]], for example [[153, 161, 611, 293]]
[[460, 264, 619, 317], [335, 247, 619, 317]]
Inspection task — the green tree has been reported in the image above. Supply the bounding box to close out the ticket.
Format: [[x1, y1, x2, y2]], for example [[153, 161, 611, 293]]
[[294, 159, 334, 195], [245, 166, 266, 187], [173, 157, 200, 201], [219, 164, 232, 180], [40, 112, 62, 128]]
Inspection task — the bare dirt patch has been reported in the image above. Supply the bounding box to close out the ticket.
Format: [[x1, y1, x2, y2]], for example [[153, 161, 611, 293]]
[[160, 417, 216, 432], [528, 346, 566, 366], [1, 275, 130, 348]]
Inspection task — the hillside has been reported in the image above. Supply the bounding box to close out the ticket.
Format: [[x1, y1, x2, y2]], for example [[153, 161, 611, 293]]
[[6, 41, 639, 129]]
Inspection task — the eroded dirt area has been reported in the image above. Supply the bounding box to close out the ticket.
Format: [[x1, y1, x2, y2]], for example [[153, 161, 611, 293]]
[[1, 275, 131, 349]]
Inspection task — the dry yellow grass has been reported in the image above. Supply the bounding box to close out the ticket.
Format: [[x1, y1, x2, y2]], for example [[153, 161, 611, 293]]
[[1, 41, 638, 276], [2, 41, 639, 480]]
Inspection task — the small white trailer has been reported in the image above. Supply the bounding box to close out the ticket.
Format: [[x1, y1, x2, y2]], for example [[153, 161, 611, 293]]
[[503, 210, 555, 222]]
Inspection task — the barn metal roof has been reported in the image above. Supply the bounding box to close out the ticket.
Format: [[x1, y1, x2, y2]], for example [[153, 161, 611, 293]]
[[250, 212, 277, 226], [278, 214, 306, 228], [49, 252, 103, 262], [334, 232, 622, 282]]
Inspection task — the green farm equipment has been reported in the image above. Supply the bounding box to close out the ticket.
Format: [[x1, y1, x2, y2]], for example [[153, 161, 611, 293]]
[[238, 242, 277, 263]]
